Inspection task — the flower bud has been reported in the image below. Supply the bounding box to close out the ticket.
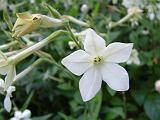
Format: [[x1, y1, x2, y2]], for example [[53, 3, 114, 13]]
[[68, 41, 76, 49], [12, 12, 63, 37], [80, 4, 89, 13], [127, 49, 140, 65], [155, 80, 160, 93]]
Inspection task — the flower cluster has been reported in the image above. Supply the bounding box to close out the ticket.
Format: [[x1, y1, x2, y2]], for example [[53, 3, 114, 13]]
[[122, 0, 160, 21], [10, 109, 31, 120]]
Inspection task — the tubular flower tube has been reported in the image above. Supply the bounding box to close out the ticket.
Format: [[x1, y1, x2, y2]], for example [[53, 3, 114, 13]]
[[62, 28, 133, 101], [12, 12, 63, 37], [0, 50, 16, 91]]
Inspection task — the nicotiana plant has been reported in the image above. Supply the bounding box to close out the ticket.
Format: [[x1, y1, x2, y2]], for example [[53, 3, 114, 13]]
[[0, 3, 143, 116]]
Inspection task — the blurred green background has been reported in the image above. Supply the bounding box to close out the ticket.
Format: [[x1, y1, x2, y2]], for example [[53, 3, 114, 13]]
[[0, 0, 160, 120]]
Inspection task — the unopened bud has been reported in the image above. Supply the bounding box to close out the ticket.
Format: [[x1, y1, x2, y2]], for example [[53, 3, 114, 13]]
[[155, 80, 160, 93], [12, 12, 63, 37], [80, 4, 88, 13]]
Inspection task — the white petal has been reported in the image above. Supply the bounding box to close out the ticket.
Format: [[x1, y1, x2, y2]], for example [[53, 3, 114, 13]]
[[10, 118, 18, 120], [100, 63, 129, 91], [79, 67, 102, 101], [15, 111, 22, 118], [61, 50, 92, 76], [22, 109, 31, 118], [0, 79, 4, 94], [4, 65, 16, 90], [7, 86, 16, 97], [84, 28, 106, 55], [103, 42, 133, 63], [0, 65, 10, 75], [4, 95, 12, 112]]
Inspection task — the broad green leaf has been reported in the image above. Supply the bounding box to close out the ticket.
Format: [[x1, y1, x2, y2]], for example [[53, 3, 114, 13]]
[[144, 93, 160, 120]]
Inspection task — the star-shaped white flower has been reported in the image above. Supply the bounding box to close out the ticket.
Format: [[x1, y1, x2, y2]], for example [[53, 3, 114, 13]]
[[62, 29, 133, 101]]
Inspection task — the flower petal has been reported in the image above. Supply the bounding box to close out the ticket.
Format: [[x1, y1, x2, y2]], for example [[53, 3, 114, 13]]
[[79, 67, 102, 101], [4, 65, 16, 91], [0, 65, 10, 75], [16, 12, 33, 19], [100, 63, 129, 91], [61, 50, 92, 76], [103, 42, 133, 63], [22, 109, 31, 118], [84, 28, 106, 55], [4, 95, 11, 112]]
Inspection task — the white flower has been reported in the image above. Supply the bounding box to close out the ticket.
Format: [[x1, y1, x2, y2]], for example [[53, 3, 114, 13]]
[[122, 0, 144, 9], [62, 29, 133, 101], [0, 79, 15, 112], [127, 49, 140, 65], [10, 109, 31, 120]]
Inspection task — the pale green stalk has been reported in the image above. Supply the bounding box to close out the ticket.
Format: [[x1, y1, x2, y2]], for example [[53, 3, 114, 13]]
[[62, 15, 90, 27], [0, 41, 18, 50], [8, 30, 67, 65], [109, 13, 133, 29], [13, 58, 44, 83]]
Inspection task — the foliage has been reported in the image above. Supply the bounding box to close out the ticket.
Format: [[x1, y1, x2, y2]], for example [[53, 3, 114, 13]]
[[0, 0, 160, 120]]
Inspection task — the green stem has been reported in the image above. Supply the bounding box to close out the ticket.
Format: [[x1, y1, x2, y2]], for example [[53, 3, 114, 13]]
[[62, 15, 90, 27], [109, 13, 133, 29], [8, 30, 67, 65], [13, 58, 44, 83], [0, 41, 19, 50], [122, 92, 127, 120], [45, 58, 77, 81], [65, 23, 81, 49]]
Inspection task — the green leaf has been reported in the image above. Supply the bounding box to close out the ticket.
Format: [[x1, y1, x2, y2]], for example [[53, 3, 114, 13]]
[[84, 91, 102, 120], [3, 10, 13, 31], [45, 4, 61, 18], [105, 107, 125, 120], [32, 114, 52, 120], [107, 86, 116, 96], [144, 93, 160, 120], [58, 112, 75, 120]]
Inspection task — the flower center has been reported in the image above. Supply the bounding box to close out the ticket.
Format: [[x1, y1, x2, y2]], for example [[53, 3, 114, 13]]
[[93, 56, 103, 64]]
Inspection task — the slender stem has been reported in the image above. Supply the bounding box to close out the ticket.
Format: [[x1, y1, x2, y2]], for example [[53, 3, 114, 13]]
[[8, 30, 67, 65], [66, 23, 81, 49], [62, 15, 90, 27], [48, 76, 63, 83], [122, 92, 127, 120], [109, 13, 133, 29], [13, 58, 44, 83], [0, 41, 19, 50], [45, 58, 77, 81]]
